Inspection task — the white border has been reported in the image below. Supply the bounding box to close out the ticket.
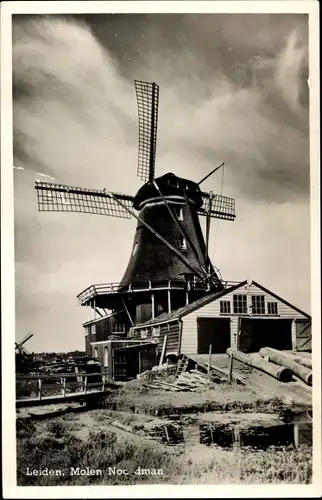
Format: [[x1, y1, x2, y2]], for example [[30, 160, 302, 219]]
[[1, 1, 320, 498]]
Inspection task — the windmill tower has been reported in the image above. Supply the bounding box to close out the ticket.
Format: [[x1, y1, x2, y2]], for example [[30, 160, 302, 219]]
[[35, 81, 235, 329]]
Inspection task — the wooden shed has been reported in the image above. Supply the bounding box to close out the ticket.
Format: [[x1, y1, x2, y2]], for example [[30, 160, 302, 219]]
[[130, 280, 311, 359], [88, 338, 157, 381]]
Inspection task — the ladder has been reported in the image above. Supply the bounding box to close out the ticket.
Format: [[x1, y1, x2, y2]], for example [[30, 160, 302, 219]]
[[175, 355, 189, 377]]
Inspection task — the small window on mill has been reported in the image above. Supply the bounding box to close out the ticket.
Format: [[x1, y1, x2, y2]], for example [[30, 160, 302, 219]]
[[179, 237, 187, 251], [141, 329, 148, 339], [233, 295, 248, 314], [251, 295, 265, 315], [220, 301, 231, 314], [173, 206, 184, 221], [267, 302, 278, 315], [152, 326, 160, 337], [112, 323, 125, 333]]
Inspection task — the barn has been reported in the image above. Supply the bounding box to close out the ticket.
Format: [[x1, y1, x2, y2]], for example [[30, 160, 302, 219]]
[[129, 280, 311, 360]]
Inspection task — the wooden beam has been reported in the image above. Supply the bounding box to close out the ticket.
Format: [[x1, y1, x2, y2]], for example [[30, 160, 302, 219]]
[[121, 297, 134, 326], [151, 292, 155, 319], [159, 335, 167, 366]]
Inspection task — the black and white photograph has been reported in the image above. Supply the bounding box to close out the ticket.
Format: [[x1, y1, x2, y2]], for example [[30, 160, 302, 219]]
[[1, 1, 320, 497]]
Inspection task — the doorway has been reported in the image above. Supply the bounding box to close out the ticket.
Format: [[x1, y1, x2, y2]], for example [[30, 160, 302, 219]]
[[239, 318, 292, 352], [197, 317, 231, 354]]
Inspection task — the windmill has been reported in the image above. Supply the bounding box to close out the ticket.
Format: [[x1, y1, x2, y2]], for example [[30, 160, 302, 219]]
[[35, 81, 236, 326], [15, 332, 34, 355], [15, 333, 34, 372]]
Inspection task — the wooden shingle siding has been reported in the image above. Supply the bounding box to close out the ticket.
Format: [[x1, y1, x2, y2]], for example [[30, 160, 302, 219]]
[[162, 321, 180, 356], [131, 320, 180, 356], [181, 282, 309, 355]]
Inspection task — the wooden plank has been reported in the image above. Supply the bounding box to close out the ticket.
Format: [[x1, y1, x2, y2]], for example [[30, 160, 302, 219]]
[[153, 380, 183, 391], [159, 335, 167, 366]]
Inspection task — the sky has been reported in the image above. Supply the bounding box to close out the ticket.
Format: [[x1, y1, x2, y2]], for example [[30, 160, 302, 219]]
[[12, 13, 310, 353]]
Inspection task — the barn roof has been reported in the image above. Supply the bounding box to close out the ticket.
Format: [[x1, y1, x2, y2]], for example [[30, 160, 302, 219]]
[[133, 280, 247, 328], [133, 279, 311, 329]]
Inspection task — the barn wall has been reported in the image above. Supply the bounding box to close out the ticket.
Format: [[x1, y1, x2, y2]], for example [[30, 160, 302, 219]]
[[181, 282, 309, 354], [131, 320, 181, 356]]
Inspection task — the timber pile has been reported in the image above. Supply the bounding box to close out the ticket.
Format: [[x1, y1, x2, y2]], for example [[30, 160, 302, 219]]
[[259, 347, 312, 386], [143, 369, 217, 392], [226, 348, 293, 382], [226, 347, 312, 387]]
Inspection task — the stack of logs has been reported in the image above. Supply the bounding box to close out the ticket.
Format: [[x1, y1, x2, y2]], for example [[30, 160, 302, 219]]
[[226, 347, 312, 386]]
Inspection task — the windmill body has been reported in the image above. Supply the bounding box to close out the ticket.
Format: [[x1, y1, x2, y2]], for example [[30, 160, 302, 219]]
[[122, 172, 217, 284], [34, 80, 235, 339]]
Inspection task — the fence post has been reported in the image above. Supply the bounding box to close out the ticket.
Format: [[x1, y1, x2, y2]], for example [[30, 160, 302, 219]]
[[208, 344, 212, 377], [61, 377, 66, 397], [138, 351, 141, 375], [228, 352, 234, 383], [38, 379, 42, 401]]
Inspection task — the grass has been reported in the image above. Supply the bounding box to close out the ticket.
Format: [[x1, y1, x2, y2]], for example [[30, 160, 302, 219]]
[[16, 418, 312, 485], [105, 379, 299, 416]]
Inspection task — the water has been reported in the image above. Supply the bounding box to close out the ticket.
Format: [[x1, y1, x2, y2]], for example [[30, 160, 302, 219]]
[[150, 412, 312, 450]]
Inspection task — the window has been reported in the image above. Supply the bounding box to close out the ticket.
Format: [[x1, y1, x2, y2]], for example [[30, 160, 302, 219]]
[[220, 301, 231, 314], [141, 329, 148, 339], [233, 295, 248, 314], [267, 302, 278, 315], [152, 326, 160, 337], [112, 323, 125, 333], [173, 206, 184, 221], [94, 347, 98, 359], [179, 237, 187, 251], [90, 324, 96, 335], [251, 295, 265, 315]]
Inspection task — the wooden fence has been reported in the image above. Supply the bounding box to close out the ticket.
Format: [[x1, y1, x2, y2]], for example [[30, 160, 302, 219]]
[[16, 372, 118, 407]]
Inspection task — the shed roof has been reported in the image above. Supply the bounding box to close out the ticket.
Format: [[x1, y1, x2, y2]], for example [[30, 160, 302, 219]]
[[133, 281, 247, 328]]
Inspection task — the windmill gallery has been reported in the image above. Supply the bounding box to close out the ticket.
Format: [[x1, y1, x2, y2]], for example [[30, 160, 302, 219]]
[[34, 80, 311, 382]]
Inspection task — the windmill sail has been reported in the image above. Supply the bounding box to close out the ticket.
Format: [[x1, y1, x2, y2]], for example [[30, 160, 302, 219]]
[[35, 181, 134, 219], [198, 192, 235, 221], [135, 80, 159, 183]]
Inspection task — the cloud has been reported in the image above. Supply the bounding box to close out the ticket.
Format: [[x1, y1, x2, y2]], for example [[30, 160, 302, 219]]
[[12, 14, 310, 351]]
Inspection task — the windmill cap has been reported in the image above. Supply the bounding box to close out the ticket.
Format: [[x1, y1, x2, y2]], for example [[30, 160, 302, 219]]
[[133, 172, 203, 210]]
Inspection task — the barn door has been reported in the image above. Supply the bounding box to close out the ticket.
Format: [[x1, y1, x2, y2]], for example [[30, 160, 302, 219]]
[[197, 318, 230, 354], [238, 318, 253, 353], [295, 319, 311, 351]]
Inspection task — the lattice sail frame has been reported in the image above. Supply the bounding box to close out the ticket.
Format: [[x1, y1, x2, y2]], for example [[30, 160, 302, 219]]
[[198, 192, 235, 221], [35, 181, 134, 219], [135, 80, 159, 184]]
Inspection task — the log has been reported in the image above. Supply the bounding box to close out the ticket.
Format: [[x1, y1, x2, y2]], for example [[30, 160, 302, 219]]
[[282, 352, 312, 369], [227, 348, 293, 382], [259, 347, 312, 386]]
